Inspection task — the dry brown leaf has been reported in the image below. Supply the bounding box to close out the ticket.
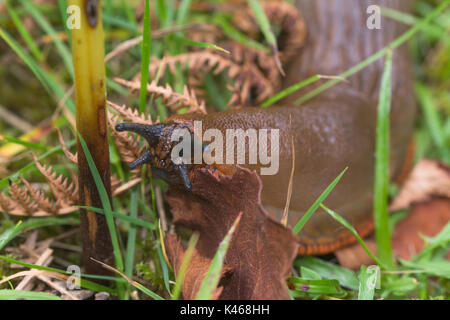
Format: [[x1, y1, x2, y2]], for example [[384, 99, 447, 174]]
[[392, 197, 450, 260], [164, 234, 229, 300], [337, 197, 450, 268], [165, 166, 298, 300], [335, 160, 450, 269], [335, 240, 377, 270], [390, 159, 450, 211]]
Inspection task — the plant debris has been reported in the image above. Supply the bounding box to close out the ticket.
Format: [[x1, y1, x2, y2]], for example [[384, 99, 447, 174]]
[[165, 166, 298, 299]]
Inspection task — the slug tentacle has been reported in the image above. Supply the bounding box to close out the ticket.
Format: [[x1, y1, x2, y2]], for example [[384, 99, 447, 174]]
[[115, 122, 165, 145], [129, 149, 152, 170], [115, 122, 195, 190]]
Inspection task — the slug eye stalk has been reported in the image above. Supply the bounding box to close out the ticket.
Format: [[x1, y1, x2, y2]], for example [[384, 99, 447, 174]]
[[115, 122, 193, 190]]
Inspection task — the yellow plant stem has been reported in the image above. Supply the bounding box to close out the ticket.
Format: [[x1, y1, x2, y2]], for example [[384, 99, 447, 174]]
[[69, 0, 113, 275]]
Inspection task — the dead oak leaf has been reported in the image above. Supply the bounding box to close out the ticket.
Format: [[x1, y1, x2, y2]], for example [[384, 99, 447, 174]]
[[392, 197, 450, 261], [390, 159, 450, 211], [165, 166, 299, 300], [336, 198, 450, 269], [164, 234, 228, 300], [335, 160, 450, 269], [335, 240, 377, 270]]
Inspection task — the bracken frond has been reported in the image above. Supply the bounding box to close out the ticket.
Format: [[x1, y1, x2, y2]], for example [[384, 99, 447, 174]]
[[0, 191, 20, 213], [107, 100, 153, 125], [113, 78, 207, 114], [220, 41, 281, 90], [57, 129, 77, 164], [233, 0, 307, 64], [33, 156, 78, 207], [143, 51, 274, 107], [111, 174, 124, 194], [108, 112, 144, 178], [19, 176, 57, 214], [8, 181, 38, 215]]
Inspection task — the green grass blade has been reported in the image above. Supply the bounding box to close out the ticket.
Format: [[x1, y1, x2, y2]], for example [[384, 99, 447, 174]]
[[139, 0, 151, 113], [293, 167, 347, 234], [0, 27, 76, 114], [261, 75, 320, 107], [0, 217, 79, 251], [176, 0, 192, 26], [0, 290, 62, 300], [92, 257, 165, 300], [157, 244, 171, 294], [294, 257, 359, 290], [248, 0, 283, 74], [175, 35, 229, 53], [261, 75, 346, 108], [381, 276, 418, 298], [294, 0, 450, 106], [5, 0, 43, 61], [125, 189, 139, 284], [102, 14, 139, 33], [195, 213, 242, 300], [22, 0, 74, 78], [416, 83, 450, 162], [0, 135, 50, 151], [320, 204, 384, 268], [213, 15, 268, 53], [75, 206, 155, 230], [128, 279, 164, 300], [373, 50, 394, 268], [156, 218, 171, 294], [0, 255, 117, 293], [0, 139, 76, 189], [157, 0, 175, 29], [171, 232, 199, 300], [58, 0, 73, 51], [411, 221, 450, 262], [121, 0, 138, 26], [0, 27, 51, 94], [77, 133, 124, 273], [300, 266, 322, 280], [400, 259, 450, 279], [358, 265, 379, 300], [289, 277, 346, 298], [248, 0, 276, 49], [380, 6, 450, 44]]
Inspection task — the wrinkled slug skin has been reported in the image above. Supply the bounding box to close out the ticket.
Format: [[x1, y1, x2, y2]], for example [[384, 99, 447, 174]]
[[171, 0, 417, 252]]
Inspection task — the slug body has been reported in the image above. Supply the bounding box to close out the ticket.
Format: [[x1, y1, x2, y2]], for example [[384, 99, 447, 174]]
[[118, 0, 417, 254]]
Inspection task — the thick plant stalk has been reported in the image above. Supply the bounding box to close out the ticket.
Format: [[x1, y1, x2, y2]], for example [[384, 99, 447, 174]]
[[69, 0, 113, 275]]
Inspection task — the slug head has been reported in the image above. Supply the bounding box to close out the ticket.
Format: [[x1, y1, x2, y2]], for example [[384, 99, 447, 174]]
[[115, 122, 192, 190]]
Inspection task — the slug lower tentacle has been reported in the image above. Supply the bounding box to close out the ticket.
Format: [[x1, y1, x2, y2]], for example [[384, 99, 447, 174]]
[[115, 122, 195, 190]]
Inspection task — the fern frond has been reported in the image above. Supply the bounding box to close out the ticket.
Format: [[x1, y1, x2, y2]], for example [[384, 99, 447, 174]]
[[57, 129, 77, 164], [33, 156, 78, 206], [113, 78, 207, 114], [108, 112, 143, 169], [233, 0, 307, 64], [0, 192, 20, 214], [143, 51, 274, 107], [8, 181, 38, 215], [220, 41, 281, 90], [107, 100, 153, 125], [19, 176, 57, 214]]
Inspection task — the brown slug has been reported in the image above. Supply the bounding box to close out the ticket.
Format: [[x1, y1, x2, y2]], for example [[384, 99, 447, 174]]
[[116, 0, 417, 255]]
